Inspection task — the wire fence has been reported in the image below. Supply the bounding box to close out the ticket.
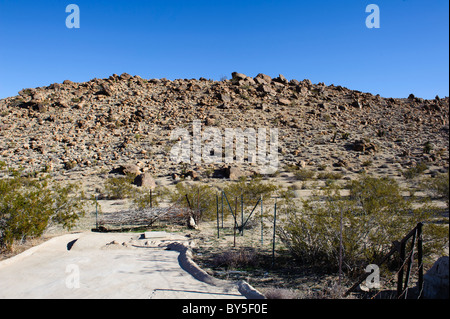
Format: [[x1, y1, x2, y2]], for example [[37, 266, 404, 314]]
[[345, 222, 424, 299]]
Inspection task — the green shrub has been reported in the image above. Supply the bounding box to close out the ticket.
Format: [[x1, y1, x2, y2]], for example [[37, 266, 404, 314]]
[[293, 169, 316, 181], [0, 174, 87, 251], [403, 162, 428, 179], [168, 182, 218, 222], [132, 186, 167, 210], [317, 171, 343, 180], [423, 141, 433, 154], [222, 177, 279, 203], [277, 175, 447, 275], [103, 176, 135, 199], [421, 172, 449, 208]]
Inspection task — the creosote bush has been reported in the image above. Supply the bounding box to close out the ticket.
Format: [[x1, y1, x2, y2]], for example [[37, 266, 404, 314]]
[[221, 177, 279, 203], [277, 175, 448, 276], [168, 182, 218, 222], [403, 162, 428, 179], [420, 172, 449, 208], [0, 171, 88, 251], [103, 175, 135, 199]]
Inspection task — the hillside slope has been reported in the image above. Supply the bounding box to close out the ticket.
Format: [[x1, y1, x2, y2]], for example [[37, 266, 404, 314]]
[[0, 72, 448, 181]]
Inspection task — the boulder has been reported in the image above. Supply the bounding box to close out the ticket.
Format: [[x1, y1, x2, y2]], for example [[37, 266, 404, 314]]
[[257, 84, 275, 96], [350, 140, 377, 153], [231, 72, 248, 81], [423, 256, 449, 299], [278, 98, 291, 106], [110, 164, 141, 176], [224, 166, 246, 180], [133, 173, 156, 189], [274, 74, 288, 84], [255, 73, 272, 84]]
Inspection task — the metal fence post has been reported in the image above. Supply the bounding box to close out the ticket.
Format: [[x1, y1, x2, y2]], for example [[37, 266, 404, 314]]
[[272, 202, 277, 268], [417, 223, 424, 299], [216, 194, 220, 238], [95, 195, 98, 229], [150, 189, 152, 209], [221, 190, 224, 229], [234, 196, 238, 247], [241, 194, 244, 236], [260, 195, 263, 246], [397, 240, 406, 298], [339, 207, 343, 288]]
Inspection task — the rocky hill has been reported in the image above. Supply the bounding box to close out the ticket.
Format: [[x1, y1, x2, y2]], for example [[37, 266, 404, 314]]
[[0, 72, 448, 185]]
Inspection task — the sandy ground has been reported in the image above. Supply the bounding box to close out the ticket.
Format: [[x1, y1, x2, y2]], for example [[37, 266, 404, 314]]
[[0, 231, 246, 299]]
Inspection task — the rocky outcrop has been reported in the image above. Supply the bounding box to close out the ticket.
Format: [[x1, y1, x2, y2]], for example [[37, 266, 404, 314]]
[[0, 72, 448, 180]]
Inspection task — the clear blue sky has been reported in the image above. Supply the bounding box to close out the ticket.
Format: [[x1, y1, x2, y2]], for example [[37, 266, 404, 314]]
[[0, 0, 448, 99]]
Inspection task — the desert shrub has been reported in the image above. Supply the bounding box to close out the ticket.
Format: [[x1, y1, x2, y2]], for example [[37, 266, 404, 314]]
[[420, 172, 449, 208], [403, 162, 428, 179], [168, 182, 218, 222], [423, 141, 433, 154], [212, 248, 258, 269], [103, 176, 135, 199], [277, 175, 447, 275], [317, 171, 343, 180], [293, 169, 316, 181], [131, 186, 167, 210], [222, 177, 279, 203], [0, 174, 87, 251]]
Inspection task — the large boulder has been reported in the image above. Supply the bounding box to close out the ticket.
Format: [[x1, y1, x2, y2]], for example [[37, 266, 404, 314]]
[[349, 140, 378, 153], [254, 73, 272, 85], [133, 173, 156, 189], [423, 256, 449, 299], [224, 166, 246, 180], [110, 164, 141, 176]]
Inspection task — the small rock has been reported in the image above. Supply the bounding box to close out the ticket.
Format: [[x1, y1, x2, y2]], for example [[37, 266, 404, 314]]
[[278, 98, 291, 106]]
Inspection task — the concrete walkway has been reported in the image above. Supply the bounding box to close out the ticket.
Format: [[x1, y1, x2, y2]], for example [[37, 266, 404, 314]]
[[0, 232, 246, 299]]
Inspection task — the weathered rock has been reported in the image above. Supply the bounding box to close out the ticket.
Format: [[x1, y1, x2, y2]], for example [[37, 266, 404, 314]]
[[423, 256, 449, 299], [255, 73, 272, 84], [224, 166, 245, 180], [350, 140, 377, 153], [352, 100, 363, 109], [110, 164, 141, 176], [187, 215, 198, 230], [133, 173, 156, 189], [274, 74, 288, 84], [278, 98, 291, 106], [258, 84, 275, 96], [231, 72, 248, 81], [0, 71, 447, 185]]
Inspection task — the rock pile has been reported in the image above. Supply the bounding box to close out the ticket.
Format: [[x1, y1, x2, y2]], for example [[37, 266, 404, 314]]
[[0, 72, 448, 181]]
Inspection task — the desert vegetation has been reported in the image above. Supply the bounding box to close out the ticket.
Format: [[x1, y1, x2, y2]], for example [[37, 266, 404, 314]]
[[0, 168, 88, 251], [277, 175, 448, 275]]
